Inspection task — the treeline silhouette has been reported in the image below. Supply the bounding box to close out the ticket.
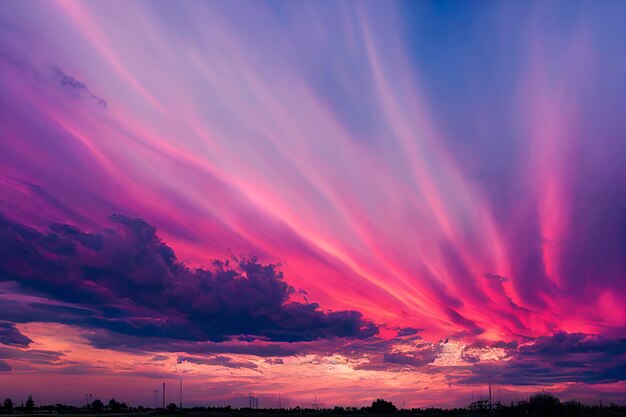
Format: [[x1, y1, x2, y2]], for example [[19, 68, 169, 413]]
[[1, 395, 625, 416]]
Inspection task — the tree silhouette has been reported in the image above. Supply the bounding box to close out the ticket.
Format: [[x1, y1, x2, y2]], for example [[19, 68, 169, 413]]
[[370, 399, 397, 413], [108, 398, 127, 412], [3, 398, 13, 413], [167, 403, 178, 413], [529, 393, 562, 415], [91, 399, 104, 412], [25, 395, 34, 410]]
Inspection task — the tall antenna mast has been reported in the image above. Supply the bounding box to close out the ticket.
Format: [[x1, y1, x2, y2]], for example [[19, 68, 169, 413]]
[[180, 377, 183, 409], [163, 382, 166, 409]]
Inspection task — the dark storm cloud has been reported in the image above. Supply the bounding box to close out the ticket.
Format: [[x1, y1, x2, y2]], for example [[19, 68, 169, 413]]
[[0, 321, 32, 347], [396, 327, 421, 337], [383, 349, 438, 367], [86, 333, 300, 357], [347, 331, 625, 386], [178, 355, 258, 369], [455, 332, 626, 386], [0, 213, 378, 345], [0, 346, 64, 365], [520, 332, 625, 357]]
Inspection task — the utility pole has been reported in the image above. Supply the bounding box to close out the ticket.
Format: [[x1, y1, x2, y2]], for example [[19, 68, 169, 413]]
[[163, 382, 166, 409], [180, 378, 183, 409], [153, 390, 159, 409]]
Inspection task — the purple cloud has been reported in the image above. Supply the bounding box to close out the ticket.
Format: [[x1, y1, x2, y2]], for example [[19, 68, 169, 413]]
[[396, 327, 421, 337], [50, 66, 107, 107], [454, 332, 626, 386], [0, 213, 378, 345], [178, 355, 258, 369], [0, 321, 32, 347], [0, 346, 64, 365], [383, 350, 438, 368]]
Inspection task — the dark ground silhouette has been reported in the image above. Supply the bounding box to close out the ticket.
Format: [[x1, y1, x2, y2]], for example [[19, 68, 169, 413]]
[[1, 395, 625, 417]]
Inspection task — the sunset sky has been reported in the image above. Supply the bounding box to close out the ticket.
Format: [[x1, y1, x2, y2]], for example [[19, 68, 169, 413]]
[[1, 0, 625, 409]]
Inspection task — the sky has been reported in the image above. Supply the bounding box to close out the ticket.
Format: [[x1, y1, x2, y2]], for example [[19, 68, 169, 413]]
[[0, 0, 625, 409]]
